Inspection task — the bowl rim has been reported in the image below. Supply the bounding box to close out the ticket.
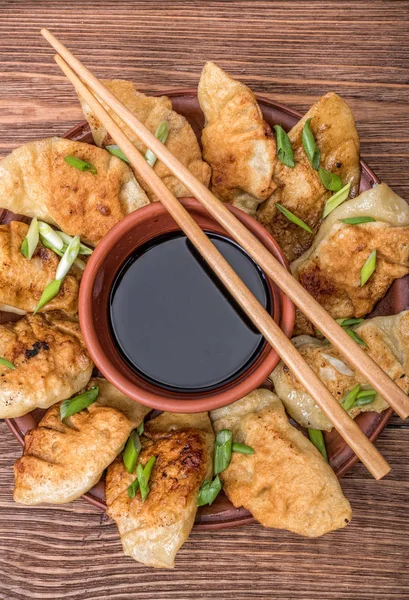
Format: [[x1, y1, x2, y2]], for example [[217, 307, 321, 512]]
[[78, 198, 295, 412]]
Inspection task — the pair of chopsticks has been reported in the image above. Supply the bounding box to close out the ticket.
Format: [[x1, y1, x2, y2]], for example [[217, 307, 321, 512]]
[[41, 28, 409, 480]]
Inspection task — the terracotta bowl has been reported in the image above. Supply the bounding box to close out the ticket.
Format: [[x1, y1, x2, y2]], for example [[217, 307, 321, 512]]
[[78, 199, 295, 412]]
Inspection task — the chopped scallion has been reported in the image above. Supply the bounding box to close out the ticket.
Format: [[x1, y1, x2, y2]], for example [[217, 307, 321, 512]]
[[197, 475, 222, 507], [60, 386, 99, 420], [356, 389, 377, 400], [0, 357, 15, 369], [273, 125, 295, 168], [123, 430, 142, 474], [34, 279, 62, 314], [336, 318, 365, 328], [275, 202, 313, 234], [318, 168, 342, 192], [127, 478, 140, 499], [360, 249, 377, 286], [322, 182, 351, 218], [308, 428, 328, 462], [56, 230, 93, 256], [232, 442, 254, 455], [105, 144, 130, 164], [38, 222, 64, 251], [339, 216, 376, 225], [137, 420, 144, 436], [137, 456, 156, 502], [355, 396, 375, 407], [302, 118, 320, 170], [64, 155, 97, 175], [40, 236, 85, 270], [214, 429, 233, 475], [21, 217, 39, 260], [345, 328, 368, 347], [55, 236, 81, 281], [145, 121, 169, 167], [341, 384, 361, 411]]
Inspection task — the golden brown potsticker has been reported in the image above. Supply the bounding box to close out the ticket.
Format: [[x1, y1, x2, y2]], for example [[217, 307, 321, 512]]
[[211, 389, 352, 537], [106, 412, 214, 568]]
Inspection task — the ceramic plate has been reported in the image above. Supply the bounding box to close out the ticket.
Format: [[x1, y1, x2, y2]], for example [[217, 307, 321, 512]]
[[6, 91, 403, 529]]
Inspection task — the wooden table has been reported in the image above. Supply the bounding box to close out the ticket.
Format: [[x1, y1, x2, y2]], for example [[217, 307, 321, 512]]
[[1, 1, 408, 598]]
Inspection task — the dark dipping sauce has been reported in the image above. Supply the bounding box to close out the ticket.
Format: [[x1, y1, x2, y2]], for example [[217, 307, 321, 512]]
[[109, 231, 272, 393]]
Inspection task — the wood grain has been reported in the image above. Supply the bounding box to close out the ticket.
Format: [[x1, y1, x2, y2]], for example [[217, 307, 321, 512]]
[[0, 1, 409, 598]]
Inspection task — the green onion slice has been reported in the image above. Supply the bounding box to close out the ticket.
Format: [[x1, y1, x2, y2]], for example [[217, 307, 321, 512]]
[[21, 217, 39, 260], [341, 384, 361, 411], [302, 118, 320, 170], [40, 236, 85, 270], [214, 429, 233, 475], [319, 168, 342, 192], [123, 430, 142, 474], [56, 230, 93, 256], [64, 155, 97, 175], [105, 144, 130, 164], [127, 477, 140, 499], [137, 456, 156, 502], [336, 318, 365, 328], [137, 420, 144, 436], [145, 121, 169, 167], [308, 428, 328, 462], [355, 396, 375, 407], [322, 182, 351, 218], [55, 236, 81, 281], [356, 388, 377, 400], [345, 328, 368, 347], [60, 386, 99, 420], [273, 125, 295, 168], [34, 279, 62, 314], [0, 357, 15, 369], [275, 203, 313, 234], [38, 222, 64, 251], [40, 236, 64, 257], [360, 249, 377, 286], [197, 475, 222, 507], [232, 442, 254, 455], [339, 216, 376, 225]]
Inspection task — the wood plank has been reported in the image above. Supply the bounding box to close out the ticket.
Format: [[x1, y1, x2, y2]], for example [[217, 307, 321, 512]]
[[0, 1, 408, 598]]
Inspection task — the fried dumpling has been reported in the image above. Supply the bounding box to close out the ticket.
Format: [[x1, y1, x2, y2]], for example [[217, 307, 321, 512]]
[[106, 412, 214, 568], [198, 62, 277, 216], [291, 184, 409, 334], [257, 92, 360, 261], [13, 378, 150, 505], [0, 220, 79, 315], [270, 311, 409, 430], [210, 389, 351, 537], [0, 313, 93, 418], [0, 137, 149, 246], [79, 79, 211, 202]]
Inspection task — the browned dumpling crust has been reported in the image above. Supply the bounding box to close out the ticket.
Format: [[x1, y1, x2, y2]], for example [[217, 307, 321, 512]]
[[291, 184, 409, 334], [0, 220, 79, 315], [79, 79, 211, 203], [106, 412, 214, 569], [0, 313, 93, 418], [13, 379, 150, 505], [198, 62, 277, 216], [211, 389, 352, 537], [257, 92, 360, 262], [271, 311, 409, 430], [0, 137, 149, 246]]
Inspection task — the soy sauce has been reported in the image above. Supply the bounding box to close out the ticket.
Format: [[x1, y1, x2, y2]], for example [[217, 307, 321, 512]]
[[109, 231, 271, 393]]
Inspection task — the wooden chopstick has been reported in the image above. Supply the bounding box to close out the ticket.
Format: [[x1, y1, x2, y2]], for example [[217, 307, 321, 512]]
[[48, 50, 391, 480], [40, 28, 409, 424]]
